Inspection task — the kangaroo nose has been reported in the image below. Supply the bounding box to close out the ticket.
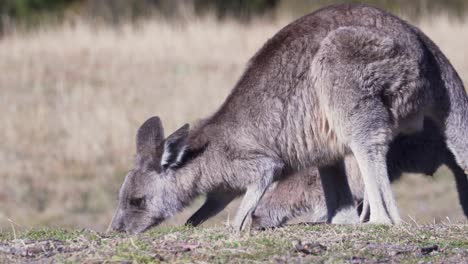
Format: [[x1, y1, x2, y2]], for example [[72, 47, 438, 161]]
[[109, 209, 126, 233], [111, 220, 126, 232], [112, 222, 125, 232]]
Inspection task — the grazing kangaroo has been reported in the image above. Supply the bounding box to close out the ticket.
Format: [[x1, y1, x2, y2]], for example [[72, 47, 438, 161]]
[[250, 120, 468, 229], [111, 4, 468, 234]]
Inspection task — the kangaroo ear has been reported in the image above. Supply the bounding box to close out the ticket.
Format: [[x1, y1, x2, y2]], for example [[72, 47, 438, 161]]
[[136, 116, 165, 155], [161, 124, 190, 170]]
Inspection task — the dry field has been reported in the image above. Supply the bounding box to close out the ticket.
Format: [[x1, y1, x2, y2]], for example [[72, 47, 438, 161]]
[[0, 13, 468, 233]]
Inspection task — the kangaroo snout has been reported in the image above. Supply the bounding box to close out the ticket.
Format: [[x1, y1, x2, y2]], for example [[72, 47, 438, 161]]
[[111, 218, 125, 233]]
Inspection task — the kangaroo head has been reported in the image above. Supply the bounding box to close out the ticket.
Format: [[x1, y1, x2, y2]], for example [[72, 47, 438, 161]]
[[111, 116, 193, 234]]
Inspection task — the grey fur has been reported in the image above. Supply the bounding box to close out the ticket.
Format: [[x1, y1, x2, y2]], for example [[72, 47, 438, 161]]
[[111, 4, 467, 234], [251, 120, 468, 229]]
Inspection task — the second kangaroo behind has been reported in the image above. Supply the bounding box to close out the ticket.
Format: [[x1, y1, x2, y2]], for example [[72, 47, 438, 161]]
[[111, 4, 468, 234], [250, 120, 468, 229]]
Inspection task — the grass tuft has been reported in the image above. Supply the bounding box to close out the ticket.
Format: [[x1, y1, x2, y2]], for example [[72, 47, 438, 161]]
[[4, 223, 465, 263]]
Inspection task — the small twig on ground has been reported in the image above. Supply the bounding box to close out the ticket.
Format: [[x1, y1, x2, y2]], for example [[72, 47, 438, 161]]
[[445, 217, 452, 225], [7, 218, 17, 240], [129, 238, 139, 250], [399, 225, 416, 237], [408, 215, 420, 229]]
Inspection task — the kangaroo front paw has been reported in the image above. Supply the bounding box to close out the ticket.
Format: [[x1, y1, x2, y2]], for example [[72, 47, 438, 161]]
[[233, 213, 253, 233]]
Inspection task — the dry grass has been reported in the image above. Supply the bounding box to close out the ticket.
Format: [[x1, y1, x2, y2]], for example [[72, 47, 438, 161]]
[[0, 14, 467, 232], [0, 224, 467, 263]]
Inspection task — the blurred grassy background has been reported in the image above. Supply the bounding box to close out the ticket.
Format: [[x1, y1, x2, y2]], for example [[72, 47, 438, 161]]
[[0, 1, 467, 232]]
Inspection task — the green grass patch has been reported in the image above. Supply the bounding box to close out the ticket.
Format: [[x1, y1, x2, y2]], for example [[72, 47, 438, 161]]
[[0, 224, 465, 263]]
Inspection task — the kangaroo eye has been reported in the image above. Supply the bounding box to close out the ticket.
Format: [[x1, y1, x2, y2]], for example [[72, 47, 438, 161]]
[[129, 197, 145, 208]]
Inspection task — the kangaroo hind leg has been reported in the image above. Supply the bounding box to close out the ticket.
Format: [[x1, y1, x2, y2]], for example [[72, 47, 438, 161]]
[[348, 109, 400, 224]]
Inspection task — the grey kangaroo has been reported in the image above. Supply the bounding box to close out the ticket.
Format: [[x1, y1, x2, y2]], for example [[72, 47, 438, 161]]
[[250, 120, 468, 229], [186, 120, 468, 228], [111, 4, 468, 234]]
